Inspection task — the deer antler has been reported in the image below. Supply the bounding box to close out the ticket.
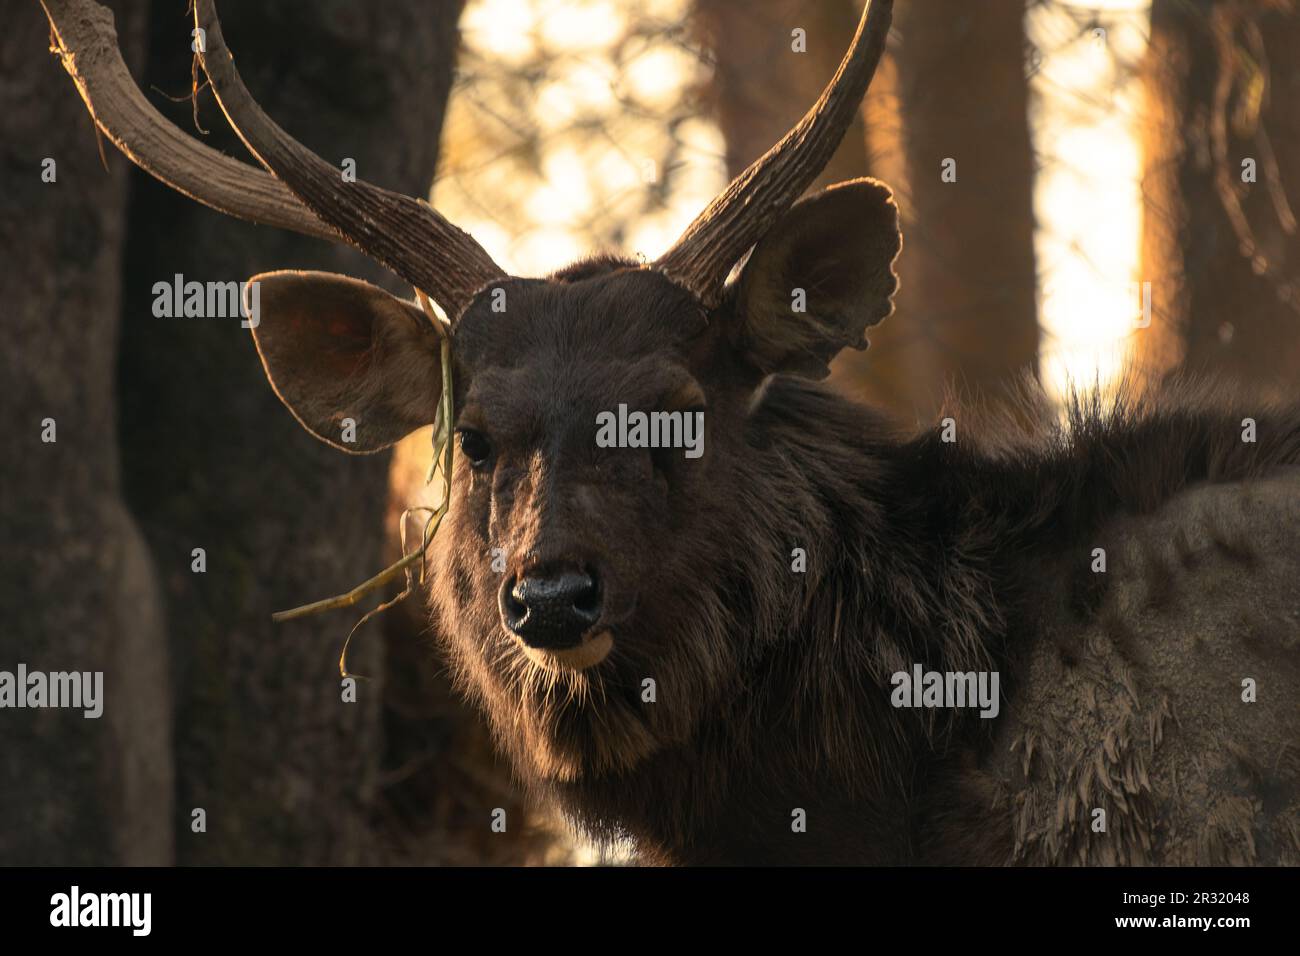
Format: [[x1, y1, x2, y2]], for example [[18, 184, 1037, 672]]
[[42, 0, 333, 240], [655, 0, 894, 307], [192, 0, 504, 317], [42, 0, 506, 318]]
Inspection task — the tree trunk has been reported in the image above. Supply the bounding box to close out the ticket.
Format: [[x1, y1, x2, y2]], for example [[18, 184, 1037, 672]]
[[0, 0, 172, 865], [1137, 0, 1300, 395], [697, 0, 1040, 426], [696, 0, 870, 189], [118, 0, 466, 864], [873, 0, 1040, 424]]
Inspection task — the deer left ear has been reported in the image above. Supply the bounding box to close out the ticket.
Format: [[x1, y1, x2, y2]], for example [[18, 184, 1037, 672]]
[[731, 178, 901, 379], [245, 271, 445, 453]]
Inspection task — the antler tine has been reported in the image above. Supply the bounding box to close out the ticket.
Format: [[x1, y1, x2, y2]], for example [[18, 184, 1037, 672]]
[[193, 0, 506, 317], [41, 0, 334, 241], [655, 0, 894, 307]]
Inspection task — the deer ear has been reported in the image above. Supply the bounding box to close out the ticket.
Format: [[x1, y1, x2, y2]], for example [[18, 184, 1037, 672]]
[[731, 178, 901, 379], [245, 271, 444, 453]]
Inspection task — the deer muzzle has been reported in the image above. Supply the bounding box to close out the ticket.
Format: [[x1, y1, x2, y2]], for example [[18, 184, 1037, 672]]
[[499, 568, 611, 669]]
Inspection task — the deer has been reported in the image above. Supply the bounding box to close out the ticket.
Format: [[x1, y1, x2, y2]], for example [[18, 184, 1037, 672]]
[[46, 0, 1300, 865]]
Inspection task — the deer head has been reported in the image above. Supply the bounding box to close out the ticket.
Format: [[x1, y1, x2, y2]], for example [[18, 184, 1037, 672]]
[[47, 0, 900, 782]]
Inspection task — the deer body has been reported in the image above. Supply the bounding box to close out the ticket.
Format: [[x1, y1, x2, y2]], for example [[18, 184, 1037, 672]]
[[432, 371, 1300, 864], [49, 0, 1299, 865], [972, 469, 1300, 866]]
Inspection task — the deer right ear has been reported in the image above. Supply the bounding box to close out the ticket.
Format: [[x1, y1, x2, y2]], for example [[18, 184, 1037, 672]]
[[245, 271, 445, 453], [731, 178, 901, 380]]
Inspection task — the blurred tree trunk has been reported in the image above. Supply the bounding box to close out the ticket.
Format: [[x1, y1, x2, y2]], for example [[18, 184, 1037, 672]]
[[119, 0, 467, 864], [696, 0, 901, 409], [1137, 0, 1300, 395], [698, 0, 1039, 426], [874, 0, 1040, 424], [1, 1, 172, 864], [696, 0, 869, 188]]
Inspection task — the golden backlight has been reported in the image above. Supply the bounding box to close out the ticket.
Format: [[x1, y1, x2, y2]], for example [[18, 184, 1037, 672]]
[[1028, 0, 1151, 402], [439, 0, 1153, 404], [436, 0, 727, 275]]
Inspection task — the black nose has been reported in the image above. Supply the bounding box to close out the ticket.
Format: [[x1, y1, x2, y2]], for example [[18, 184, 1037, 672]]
[[499, 568, 602, 649]]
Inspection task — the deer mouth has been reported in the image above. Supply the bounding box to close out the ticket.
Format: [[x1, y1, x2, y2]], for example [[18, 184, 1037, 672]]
[[520, 629, 614, 671]]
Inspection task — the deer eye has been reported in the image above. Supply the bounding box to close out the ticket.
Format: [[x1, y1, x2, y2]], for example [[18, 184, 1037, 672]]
[[456, 429, 492, 468]]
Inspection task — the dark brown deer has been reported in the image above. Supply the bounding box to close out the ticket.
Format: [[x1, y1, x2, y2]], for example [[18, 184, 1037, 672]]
[[48, 0, 1300, 865]]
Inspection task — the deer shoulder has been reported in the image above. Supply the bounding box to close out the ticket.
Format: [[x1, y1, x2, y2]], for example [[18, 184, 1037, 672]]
[[941, 469, 1300, 865]]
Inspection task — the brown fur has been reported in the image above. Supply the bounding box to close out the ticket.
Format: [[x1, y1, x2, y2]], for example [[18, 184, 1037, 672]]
[[420, 254, 1300, 863]]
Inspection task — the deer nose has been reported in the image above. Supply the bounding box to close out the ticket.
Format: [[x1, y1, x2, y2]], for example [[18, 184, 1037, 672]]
[[499, 568, 602, 649]]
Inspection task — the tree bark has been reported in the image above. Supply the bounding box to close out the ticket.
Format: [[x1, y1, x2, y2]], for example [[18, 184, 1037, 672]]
[[1137, 0, 1300, 395], [0, 0, 172, 865], [872, 0, 1040, 424]]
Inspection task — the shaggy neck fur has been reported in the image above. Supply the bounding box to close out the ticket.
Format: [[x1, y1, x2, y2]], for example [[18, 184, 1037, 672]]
[[541, 375, 1300, 864]]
